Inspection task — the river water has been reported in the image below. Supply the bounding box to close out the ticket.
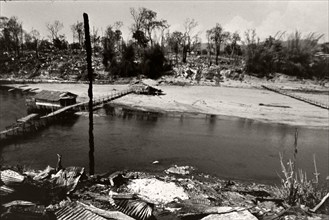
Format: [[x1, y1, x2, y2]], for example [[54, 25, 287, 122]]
[[0, 86, 328, 184]]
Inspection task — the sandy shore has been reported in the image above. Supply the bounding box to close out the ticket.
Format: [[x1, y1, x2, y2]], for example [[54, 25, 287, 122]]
[[6, 81, 329, 128]]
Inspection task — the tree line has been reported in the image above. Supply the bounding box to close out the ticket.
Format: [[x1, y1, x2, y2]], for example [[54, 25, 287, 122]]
[[0, 8, 328, 79]]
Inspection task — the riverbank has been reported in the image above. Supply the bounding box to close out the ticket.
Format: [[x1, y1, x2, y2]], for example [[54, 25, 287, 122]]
[[2, 77, 328, 128]]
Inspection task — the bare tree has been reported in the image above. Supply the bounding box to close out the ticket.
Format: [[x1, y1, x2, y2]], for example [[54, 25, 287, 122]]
[[160, 24, 169, 48], [168, 31, 184, 64], [244, 29, 257, 46], [130, 7, 168, 47], [230, 31, 241, 56], [181, 18, 198, 63], [46, 20, 64, 41], [206, 29, 214, 66], [112, 21, 123, 31], [130, 7, 145, 32], [71, 21, 84, 46], [91, 27, 101, 54], [207, 23, 230, 65], [3, 16, 23, 55]]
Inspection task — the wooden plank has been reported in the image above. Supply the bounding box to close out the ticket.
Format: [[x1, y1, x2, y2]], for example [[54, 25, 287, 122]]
[[17, 114, 39, 123]]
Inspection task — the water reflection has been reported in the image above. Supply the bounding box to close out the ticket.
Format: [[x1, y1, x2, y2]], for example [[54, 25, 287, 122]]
[[206, 114, 217, 132], [104, 104, 162, 122], [0, 114, 80, 147]]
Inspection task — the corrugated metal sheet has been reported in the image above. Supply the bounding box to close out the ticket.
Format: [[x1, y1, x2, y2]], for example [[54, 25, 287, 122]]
[[55, 202, 106, 220], [34, 90, 77, 102], [109, 197, 153, 220], [0, 169, 25, 185]]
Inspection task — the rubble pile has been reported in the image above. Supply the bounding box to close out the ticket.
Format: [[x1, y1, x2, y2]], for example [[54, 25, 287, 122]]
[[163, 56, 245, 86], [1, 161, 328, 220]]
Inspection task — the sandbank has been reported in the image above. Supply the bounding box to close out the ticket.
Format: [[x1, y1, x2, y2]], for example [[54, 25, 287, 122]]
[[6, 81, 328, 128]]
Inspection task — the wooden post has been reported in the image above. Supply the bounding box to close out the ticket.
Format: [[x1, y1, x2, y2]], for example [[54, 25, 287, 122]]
[[84, 13, 95, 175]]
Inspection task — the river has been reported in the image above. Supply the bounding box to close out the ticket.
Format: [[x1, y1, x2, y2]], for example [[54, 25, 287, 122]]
[[0, 86, 328, 184]]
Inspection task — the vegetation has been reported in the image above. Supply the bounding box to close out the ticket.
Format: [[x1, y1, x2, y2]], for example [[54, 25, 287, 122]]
[[0, 7, 328, 80], [243, 30, 328, 78], [206, 23, 230, 65], [276, 129, 328, 208]]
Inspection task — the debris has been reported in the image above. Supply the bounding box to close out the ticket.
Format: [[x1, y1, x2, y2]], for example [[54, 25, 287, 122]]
[[0, 158, 326, 220], [0, 185, 15, 196], [0, 169, 25, 185], [79, 201, 135, 220], [127, 178, 189, 204], [259, 103, 291, 108], [29, 166, 56, 181], [167, 197, 213, 214], [1, 205, 52, 219], [310, 193, 329, 214], [152, 161, 159, 164], [50, 166, 85, 195], [2, 200, 36, 208], [165, 165, 195, 175], [109, 193, 155, 220], [201, 207, 257, 220], [54, 201, 107, 220], [107, 171, 136, 187]]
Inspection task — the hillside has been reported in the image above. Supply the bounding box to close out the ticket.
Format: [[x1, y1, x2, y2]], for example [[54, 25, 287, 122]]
[[0, 50, 106, 81]]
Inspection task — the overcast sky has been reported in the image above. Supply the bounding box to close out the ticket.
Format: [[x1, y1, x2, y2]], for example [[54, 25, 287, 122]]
[[1, 0, 328, 43]]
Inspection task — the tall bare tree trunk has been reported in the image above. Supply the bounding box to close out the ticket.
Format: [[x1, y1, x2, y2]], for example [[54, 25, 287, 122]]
[[182, 45, 187, 63], [215, 45, 220, 65], [83, 13, 95, 175], [35, 39, 39, 59]]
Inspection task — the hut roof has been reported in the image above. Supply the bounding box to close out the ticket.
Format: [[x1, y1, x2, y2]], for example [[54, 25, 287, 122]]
[[34, 90, 77, 101]]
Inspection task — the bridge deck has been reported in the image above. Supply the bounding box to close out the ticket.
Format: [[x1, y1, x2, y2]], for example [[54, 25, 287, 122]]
[[41, 88, 134, 119], [0, 88, 134, 141]]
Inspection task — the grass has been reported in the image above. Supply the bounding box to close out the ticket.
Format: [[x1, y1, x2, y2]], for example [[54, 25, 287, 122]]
[[275, 129, 328, 208]]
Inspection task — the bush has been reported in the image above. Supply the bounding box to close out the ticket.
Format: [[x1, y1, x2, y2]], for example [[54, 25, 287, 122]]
[[243, 31, 326, 79], [53, 37, 68, 50], [244, 35, 283, 77], [201, 49, 208, 55], [39, 40, 53, 52], [282, 32, 323, 78], [70, 42, 82, 50], [141, 44, 166, 79], [310, 56, 329, 79], [104, 43, 138, 78]]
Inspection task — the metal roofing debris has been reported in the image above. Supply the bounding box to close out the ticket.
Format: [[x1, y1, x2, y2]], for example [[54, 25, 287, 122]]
[[33, 90, 77, 102], [0, 169, 25, 186], [55, 202, 107, 220]]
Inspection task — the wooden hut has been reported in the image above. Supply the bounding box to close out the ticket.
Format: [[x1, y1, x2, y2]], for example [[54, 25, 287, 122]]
[[29, 90, 78, 111]]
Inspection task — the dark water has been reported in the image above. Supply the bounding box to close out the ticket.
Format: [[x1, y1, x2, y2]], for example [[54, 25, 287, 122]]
[[0, 87, 328, 184]]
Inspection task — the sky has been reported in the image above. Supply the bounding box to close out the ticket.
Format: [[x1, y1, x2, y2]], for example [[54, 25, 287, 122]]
[[0, 0, 328, 43]]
